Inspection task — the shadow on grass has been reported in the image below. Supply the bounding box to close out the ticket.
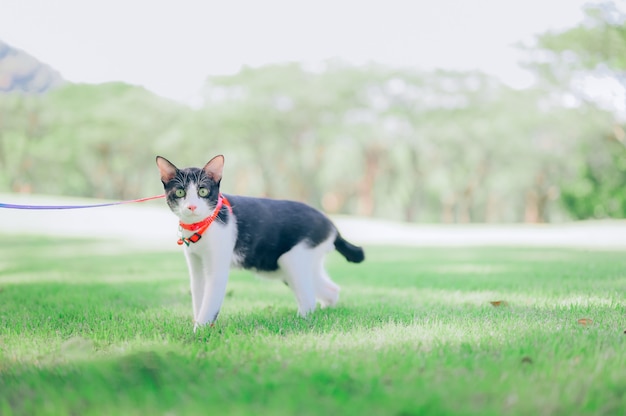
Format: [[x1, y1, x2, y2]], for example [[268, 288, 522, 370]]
[[1, 343, 401, 416]]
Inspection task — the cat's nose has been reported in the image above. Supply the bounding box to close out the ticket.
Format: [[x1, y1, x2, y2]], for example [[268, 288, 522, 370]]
[[187, 204, 197, 212]]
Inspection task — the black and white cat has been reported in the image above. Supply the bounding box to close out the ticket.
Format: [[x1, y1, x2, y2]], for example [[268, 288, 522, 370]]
[[156, 155, 364, 330]]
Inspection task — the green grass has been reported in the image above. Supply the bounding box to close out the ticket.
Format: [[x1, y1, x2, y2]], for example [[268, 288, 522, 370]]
[[1, 236, 626, 415]]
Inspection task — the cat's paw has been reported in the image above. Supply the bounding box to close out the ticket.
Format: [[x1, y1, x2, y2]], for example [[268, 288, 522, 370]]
[[297, 304, 317, 318], [194, 320, 216, 332]]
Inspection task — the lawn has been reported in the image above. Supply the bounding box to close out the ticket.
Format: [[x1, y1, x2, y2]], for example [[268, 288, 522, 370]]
[[1, 235, 626, 415]]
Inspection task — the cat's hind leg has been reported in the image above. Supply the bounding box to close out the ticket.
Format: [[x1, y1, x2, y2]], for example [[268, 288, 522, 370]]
[[315, 262, 340, 308], [312, 236, 340, 308], [278, 243, 317, 317]]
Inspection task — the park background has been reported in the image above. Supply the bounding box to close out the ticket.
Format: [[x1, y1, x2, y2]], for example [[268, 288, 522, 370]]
[[4, 2, 626, 416], [1, 0, 625, 226]]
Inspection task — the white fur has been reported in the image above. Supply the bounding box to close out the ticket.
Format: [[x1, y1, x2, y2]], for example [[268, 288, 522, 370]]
[[158, 155, 343, 331], [272, 234, 340, 315], [172, 184, 214, 224], [175, 185, 236, 331], [181, 216, 236, 331], [179, 206, 340, 330]]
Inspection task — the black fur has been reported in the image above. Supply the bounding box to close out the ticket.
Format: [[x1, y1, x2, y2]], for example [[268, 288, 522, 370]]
[[158, 158, 365, 273], [161, 167, 220, 212], [224, 195, 337, 271], [334, 234, 365, 263]]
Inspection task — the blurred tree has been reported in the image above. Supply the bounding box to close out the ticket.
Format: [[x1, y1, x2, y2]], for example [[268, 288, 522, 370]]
[[529, 1, 626, 219], [561, 126, 626, 218], [201, 63, 386, 212], [200, 64, 611, 223], [0, 94, 44, 192], [0, 83, 187, 198], [0, 56, 615, 223]]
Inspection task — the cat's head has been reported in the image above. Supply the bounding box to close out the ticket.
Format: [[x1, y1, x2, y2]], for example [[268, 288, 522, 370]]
[[155, 155, 224, 223]]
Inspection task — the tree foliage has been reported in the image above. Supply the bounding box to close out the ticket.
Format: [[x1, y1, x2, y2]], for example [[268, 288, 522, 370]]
[[528, 1, 626, 219], [4, 2, 626, 225], [0, 61, 614, 223]]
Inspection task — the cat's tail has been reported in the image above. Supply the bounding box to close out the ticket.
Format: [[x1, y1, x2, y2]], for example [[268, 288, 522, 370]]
[[334, 233, 365, 263]]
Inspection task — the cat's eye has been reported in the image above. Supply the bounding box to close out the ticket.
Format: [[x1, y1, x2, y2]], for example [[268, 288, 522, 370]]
[[198, 188, 209, 197], [175, 189, 186, 198]]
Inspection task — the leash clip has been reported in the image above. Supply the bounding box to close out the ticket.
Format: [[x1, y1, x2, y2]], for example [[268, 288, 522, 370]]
[[177, 224, 201, 246]]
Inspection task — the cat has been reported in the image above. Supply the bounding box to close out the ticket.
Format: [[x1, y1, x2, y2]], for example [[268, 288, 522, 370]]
[[156, 155, 364, 330]]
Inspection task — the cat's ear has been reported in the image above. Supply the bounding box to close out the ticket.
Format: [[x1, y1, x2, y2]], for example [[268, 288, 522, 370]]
[[156, 156, 178, 184], [203, 155, 224, 183]]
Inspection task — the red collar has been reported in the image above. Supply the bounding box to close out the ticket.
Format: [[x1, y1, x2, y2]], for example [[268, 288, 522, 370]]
[[177, 194, 232, 246]]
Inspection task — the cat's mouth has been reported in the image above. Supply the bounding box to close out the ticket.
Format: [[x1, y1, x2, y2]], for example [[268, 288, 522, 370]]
[[178, 210, 204, 223], [183, 212, 204, 221]]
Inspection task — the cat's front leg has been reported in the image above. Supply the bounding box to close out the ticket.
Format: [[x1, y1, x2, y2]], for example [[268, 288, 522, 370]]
[[194, 217, 236, 330], [184, 252, 205, 323], [195, 280, 228, 327], [195, 263, 230, 328]]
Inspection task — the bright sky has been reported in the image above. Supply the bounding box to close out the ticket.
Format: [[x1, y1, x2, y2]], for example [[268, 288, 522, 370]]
[[1, 0, 593, 105]]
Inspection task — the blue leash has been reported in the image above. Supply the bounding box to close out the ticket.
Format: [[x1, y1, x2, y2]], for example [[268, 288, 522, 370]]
[[0, 194, 165, 210]]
